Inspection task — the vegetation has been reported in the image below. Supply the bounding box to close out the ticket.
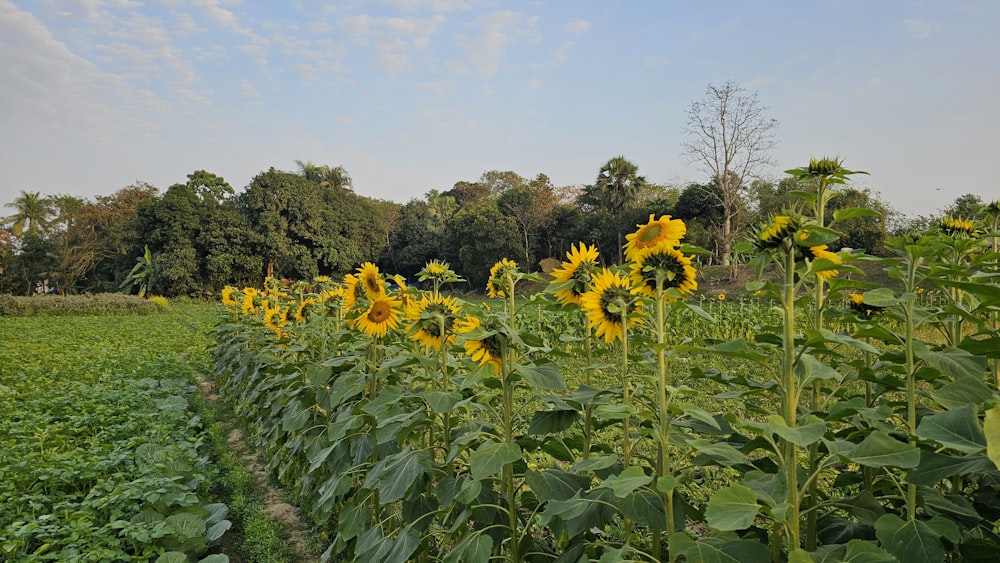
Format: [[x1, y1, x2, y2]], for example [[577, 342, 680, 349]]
[[208, 182, 1000, 561]]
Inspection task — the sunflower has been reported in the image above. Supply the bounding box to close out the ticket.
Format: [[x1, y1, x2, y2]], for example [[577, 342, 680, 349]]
[[848, 292, 886, 318], [580, 268, 643, 343], [455, 315, 504, 374], [314, 275, 331, 284], [755, 215, 800, 250], [406, 293, 462, 350], [294, 298, 317, 323], [718, 293, 726, 301], [487, 258, 518, 298], [939, 217, 976, 238], [624, 214, 686, 262], [549, 243, 601, 306], [221, 286, 237, 307], [342, 273, 362, 312], [804, 245, 841, 280], [352, 294, 403, 338], [263, 304, 288, 333], [357, 262, 386, 299], [629, 245, 697, 299], [241, 287, 259, 315]]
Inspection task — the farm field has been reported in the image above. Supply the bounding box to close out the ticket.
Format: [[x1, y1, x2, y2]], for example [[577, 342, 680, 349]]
[[0, 304, 232, 562]]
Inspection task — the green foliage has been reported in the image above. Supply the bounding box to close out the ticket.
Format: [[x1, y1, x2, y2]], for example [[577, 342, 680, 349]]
[[444, 202, 524, 288], [0, 293, 159, 316]]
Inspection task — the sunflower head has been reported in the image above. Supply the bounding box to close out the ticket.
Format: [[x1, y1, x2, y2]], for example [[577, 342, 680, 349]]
[[549, 242, 601, 306], [357, 262, 386, 299], [755, 214, 802, 251], [580, 268, 644, 343], [241, 287, 259, 315], [456, 314, 506, 374], [263, 304, 289, 334], [221, 286, 238, 307], [342, 273, 364, 312], [717, 293, 725, 301], [351, 294, 403, 338], [804, 245, 841, 280], [406, 293, 462, 351], [628, 245, 697, 299], [294, 298, 317, 323], [487, 258, 519, 298], [624, 215, 686, 261], [939, 217, 976, 238]]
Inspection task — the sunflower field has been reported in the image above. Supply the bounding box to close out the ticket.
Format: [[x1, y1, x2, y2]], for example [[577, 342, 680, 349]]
[[212, 161, 1000, 562]]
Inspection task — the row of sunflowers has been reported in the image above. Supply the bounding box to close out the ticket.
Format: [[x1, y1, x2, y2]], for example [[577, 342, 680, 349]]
[[213, 202, 1000, 563]]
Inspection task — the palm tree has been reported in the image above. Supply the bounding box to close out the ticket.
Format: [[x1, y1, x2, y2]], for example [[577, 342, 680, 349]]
[[596, 156, 646, 263], [4, 190, 54, 237], [295, 160, 353, 191], [596, 156, 645, 216]]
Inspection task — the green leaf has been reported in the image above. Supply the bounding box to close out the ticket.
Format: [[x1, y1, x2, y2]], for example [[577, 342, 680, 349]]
[[842, 540, 897, 563], [705, 484, 760, 531], [528, 409, 579, 435], [165, 513, 207, 539], [370, 448, 432, 503], [742, 470, 786, 509], [597, 466, 652, 498], [689, 439, 746, 467], [850, 431, 920, 468], [516, 360, 565, 391], [789, 549, 813, 563], [862, 287, 898, 308], [425, 391, 463, 413], [875, 514, 946, 563], [524, 469, 590, 502], [931, 376, 994, 408], [906, 451, 995, 486], [385, 527, 420, 563], [156, 553, 189, 563], [199, 555, 229, 563], [571, 454, 618, 472], [205, 520, 231, 542], [620, 490, 667, 531], [470, 440, 522, 480], [832, 207, 880, 223], [985, 404, 1000, 471], [915, 345, 989, 380], [670, 534, 771, 563], [768, 415, 827, 447], [915, 404, 986, 453]]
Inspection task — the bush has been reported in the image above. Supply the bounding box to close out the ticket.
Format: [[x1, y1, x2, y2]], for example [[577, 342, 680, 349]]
[[0, 293, 159, 316], [148, 295, 170, 310]]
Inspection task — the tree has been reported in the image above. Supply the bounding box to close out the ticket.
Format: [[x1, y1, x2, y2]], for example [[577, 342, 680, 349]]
[[596, 156, 646, 217], [3, 190, 54, 237], [296, 160, 353, 191], [443, 202, 523, 289], [943, 193, 983, 219], [682, 80, 778, 266], [498, 173, 558, 267]]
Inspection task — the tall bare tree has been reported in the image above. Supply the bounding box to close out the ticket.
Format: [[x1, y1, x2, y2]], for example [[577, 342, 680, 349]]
[[682, 80, 778, 266]]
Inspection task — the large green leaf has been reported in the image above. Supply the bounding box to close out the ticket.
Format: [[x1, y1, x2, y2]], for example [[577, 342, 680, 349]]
[[597, 466, 652, 498], [874, 514, 946, 563], [689, 439, 746, 467], [985, 404, 1000, 471], [424, 391, 463, 413], [525, 469, 590, 503], [915, 345, 988, 380], [931, 376, 994, 409], [906, 451, 995, 486], [620, 490, 668, 532], [850, 431, 920, 468], [470, 440, 522, 480], [528, 409, 579, 435], [768, 415, 827, 447], [156, 553, 188, 563], [915, 404, 986, 453], [368, 448, 432, 503], [165, 513, 207, 539], [842, 539, 897, 563], [669, 534, 770, 563], [515, 359, 565, 391], [742, 470, 786, 508], [705, 484, 759, 531]]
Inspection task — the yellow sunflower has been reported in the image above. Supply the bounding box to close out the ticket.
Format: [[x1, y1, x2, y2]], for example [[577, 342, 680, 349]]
[[241, 287, 259, 315], [342, 273, 362, 312], [805, 245, 841, 280], [263, 304, 288, 333], [406, 293, 462, 350], [357, 262, 386, 299], [940, 217, 976, 237], [487, 258, 518, 298], [755, 214, 800, 250], [294, 298, 317, 323], [314, 275, 331, 284], [352, 294, 403, 338], [580, 268, 643, 343], [628, 244, 697, 299], [549, 242, 601, 306], [718, 293, 726, 301], [455, 315, 504, 374], [624, 214, 686, 262], [221, 286, 237, 307]]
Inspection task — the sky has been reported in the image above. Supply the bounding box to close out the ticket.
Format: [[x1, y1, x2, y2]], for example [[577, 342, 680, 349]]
[[2, 0, 998, 218]]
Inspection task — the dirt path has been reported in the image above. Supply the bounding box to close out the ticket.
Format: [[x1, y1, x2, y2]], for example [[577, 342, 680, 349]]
[[199, 380, 317, 562]]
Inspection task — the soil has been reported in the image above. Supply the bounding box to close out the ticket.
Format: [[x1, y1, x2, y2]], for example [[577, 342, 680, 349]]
[[198, 379, 317, 562]]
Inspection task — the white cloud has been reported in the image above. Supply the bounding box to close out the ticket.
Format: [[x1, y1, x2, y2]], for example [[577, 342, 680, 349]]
[[566, 19, 589, 34], [459, 11, 539, 77], [377, 0, 470, 12]]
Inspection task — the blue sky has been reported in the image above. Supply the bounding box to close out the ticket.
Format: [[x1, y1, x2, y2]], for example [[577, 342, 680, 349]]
[[2, 0, 997, 217]]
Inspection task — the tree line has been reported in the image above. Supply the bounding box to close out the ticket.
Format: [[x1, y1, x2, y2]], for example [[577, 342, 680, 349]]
[[0, 157, 985, 297]]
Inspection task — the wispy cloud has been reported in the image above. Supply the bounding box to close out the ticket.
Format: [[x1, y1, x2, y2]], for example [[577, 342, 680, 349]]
[[566, 19, 590, 34], [458, 10, 539, 77], [902, 18, 934, 38]]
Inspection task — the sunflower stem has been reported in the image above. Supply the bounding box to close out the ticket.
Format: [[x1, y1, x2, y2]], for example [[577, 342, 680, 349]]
[[499, 343, 520, 562], [781, 248, 801, 553]]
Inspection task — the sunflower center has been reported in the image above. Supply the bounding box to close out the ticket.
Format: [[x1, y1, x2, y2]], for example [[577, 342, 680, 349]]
[[368, 301, 391, 323], [598, 287, 631, 322], [636, 223, 664, 246]]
